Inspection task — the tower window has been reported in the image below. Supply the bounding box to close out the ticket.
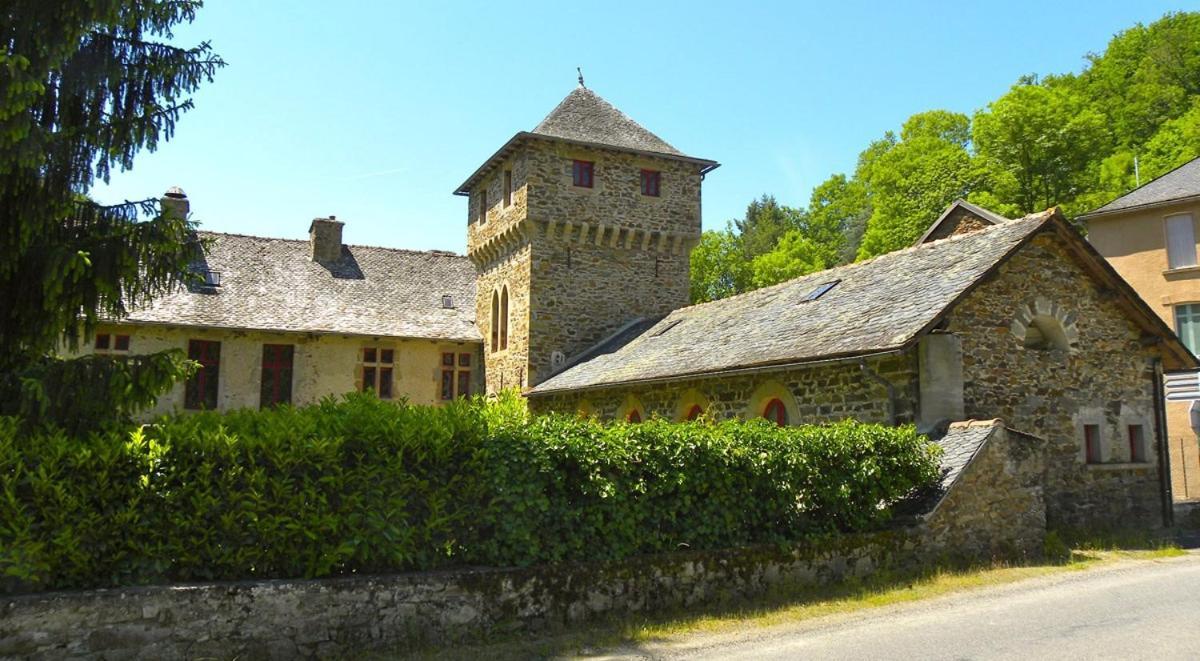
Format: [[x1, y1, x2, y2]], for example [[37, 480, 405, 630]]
[[499, 286, 510, 351], [572, 160, 594, 188], [640, 169, 661, 197], [478, 189, 488, 223], [503, 170, 513, 207], [490, 290, 500, 352]]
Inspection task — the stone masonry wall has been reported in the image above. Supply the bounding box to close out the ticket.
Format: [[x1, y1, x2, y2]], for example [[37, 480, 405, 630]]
[[476, 245, 532, 393], [924, 213, 993, 243], [530, 353, 918, 425], [924, 424, 1047, 561], [947, 231, 1165, 529], [1, 419, 1043, 660]]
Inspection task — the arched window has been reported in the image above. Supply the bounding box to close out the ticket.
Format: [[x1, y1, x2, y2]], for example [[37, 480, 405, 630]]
[[685, 404, 704, 421], [490, 290, 499, 352], [617, 394, 646, 424], [627, 409, 642, 423], [500, 286, 509, 351], [763, 398, 788, 426]]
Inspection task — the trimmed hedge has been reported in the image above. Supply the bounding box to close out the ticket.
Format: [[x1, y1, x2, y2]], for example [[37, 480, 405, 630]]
[[0, 394, 940, 592]]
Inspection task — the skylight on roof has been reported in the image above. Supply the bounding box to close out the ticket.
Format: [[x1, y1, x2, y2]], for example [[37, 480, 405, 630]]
[[802, 280, 839, 302], [651, 319, 683, 337]]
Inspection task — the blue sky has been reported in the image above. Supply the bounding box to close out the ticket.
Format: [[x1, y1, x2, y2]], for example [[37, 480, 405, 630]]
[[93, 1, 1189, 253]]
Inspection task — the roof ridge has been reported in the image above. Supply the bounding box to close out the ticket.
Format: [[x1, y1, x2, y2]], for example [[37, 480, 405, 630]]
[[196, 230, 467, 259], [675, 213, 1053, 317]]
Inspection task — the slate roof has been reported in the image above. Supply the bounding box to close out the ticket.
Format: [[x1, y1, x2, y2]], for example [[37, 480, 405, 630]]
[[530, 212, 1057, 395], [532, 86, 684, 157], [454, 86, 717, 196], [120, 232, 481, 342], [896, 420, 1001, 518], [1082, 156, 1200, 218]]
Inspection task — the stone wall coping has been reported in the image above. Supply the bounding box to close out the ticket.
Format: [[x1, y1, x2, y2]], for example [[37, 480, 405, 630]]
[[947, 418, 1003, 430], [1085, 462, 1157, 472]]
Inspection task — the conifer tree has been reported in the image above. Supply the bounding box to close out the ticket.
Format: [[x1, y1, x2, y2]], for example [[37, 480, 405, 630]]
[[0, 1, 223, 430]]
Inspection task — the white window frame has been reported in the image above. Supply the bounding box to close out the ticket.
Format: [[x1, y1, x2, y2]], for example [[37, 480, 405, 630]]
[[1164, 213, 1197, 270], [1176, 303, 1200, 357]]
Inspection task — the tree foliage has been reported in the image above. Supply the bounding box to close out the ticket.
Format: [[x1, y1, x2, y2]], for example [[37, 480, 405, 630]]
[[0, 1, 222, 429], [691, 10, 1200, 298]]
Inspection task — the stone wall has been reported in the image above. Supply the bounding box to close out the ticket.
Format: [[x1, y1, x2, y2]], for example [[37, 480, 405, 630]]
[[75, 325, 483, 415], [529, 353, 918, 425], [923, 213, 994, 243], [475, 245, 532, 393], [1, 418, 1043, 660], [946, 230, 1165, 529]]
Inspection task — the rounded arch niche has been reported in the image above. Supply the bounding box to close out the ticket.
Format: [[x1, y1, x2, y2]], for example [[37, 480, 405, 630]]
[[1009, 297, 1079, 352]]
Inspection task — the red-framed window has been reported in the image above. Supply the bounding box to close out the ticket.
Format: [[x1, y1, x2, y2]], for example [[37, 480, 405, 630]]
[[572, 160, 594, 188], [763, 398, 788, 426], [640, 169, 661, 197], [361, 347, 395, 399], [685, 404, 703, 421], [94, 333, 131, 353], [260, 344, 294, 408], [185, 339, 220, 410], [1128, 425, 1147, 463], [440, 352, 473, 400], [1084, 424, 1101, 464], [626, 409, 642, 423]]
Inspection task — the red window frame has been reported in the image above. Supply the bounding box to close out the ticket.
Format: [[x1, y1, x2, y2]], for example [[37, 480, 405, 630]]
[[572, 160, 594, 188], [640, 169, 661, 197], [260, 344, 294, 408], [685, 404, 703, 421], [94, 333, 131, 353], [627, 409, 642, 423], [1128, 425, 1147, 463], [763, 398, 787, 426], [185, 339, 221, 410], [1084, 424, 1101, 464]]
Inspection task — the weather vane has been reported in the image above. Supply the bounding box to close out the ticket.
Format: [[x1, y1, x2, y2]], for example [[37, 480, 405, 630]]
[[577, 67, 585, 88]]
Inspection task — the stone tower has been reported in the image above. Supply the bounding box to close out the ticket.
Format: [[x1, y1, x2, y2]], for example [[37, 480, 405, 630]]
[[456, 84, 718, 393]]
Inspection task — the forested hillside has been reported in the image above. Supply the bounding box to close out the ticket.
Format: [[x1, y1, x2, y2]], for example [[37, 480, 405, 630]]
[[691, 11, 1200, 304]]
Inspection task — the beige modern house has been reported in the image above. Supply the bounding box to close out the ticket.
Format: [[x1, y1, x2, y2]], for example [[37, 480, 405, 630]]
[[1081, 156, 1200, 502]]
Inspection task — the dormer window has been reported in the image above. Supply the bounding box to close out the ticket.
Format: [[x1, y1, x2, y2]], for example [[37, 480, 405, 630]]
[[640, 169, 661, 197], [572, 160, 594, 188]]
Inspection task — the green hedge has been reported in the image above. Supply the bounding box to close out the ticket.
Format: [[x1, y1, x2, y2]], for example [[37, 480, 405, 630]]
[[0, 394, 940, 592]]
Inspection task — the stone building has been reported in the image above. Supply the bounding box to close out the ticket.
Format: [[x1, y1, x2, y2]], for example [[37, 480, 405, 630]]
[[1081, 157, 1200, 502], [448, 83, 1196, 529], [75, 201, 483, 414]]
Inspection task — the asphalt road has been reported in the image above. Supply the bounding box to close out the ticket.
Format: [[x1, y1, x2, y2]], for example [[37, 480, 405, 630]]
[[604, 552, 1200, 660]]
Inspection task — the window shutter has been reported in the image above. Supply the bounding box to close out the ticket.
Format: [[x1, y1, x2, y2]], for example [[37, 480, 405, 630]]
[[1166, 214, 1197, 269]]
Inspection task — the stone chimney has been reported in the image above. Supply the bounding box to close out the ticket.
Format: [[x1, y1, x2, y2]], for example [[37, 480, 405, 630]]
[[917, 333, 966, 434], [161, 186, 190, 220], [309, 216, 344, 262]]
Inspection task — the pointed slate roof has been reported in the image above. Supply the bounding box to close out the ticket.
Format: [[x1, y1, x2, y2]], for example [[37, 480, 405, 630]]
[[914, 199, 1011, 245], [454, 86, 717, 196], [1081, 156, 1200, 218], [119, 232, 481, 342], [531, 86, 684, 156], [530, 207, 1196, 395]]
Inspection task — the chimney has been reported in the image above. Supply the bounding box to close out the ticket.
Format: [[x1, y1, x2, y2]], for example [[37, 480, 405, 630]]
[[161, 186, 190, 220], [917, 333, 965, 434], [309, 216, 344, 262]]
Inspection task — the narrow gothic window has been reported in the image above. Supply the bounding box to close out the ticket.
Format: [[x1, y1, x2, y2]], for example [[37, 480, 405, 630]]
[[640, 169, 661, 197], [763, 398, 787, 426], [500, 286, 509, 351], [686, 404, 703, 421], [572, 160, 594, 188], [503, 170, 513, 207], [490, 290, 500, 352], [627, 409, 642, 423], [478, 189, 488, 223]]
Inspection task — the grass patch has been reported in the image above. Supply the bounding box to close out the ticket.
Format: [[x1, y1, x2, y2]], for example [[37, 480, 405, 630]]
[[391, 545, 1183, 661]]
